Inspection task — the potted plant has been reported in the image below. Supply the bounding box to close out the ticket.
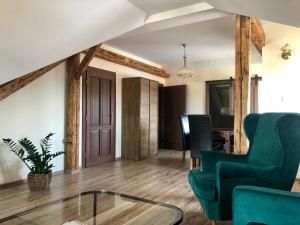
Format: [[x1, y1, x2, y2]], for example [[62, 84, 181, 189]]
[[2, 133, 64, 191]]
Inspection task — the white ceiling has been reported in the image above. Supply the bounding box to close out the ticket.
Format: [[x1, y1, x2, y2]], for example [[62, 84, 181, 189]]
[[0, 0, 145, 84], [1, 0, 300, 85], [129, 0, 300, 28], [206, 0, 300, 28], [106, 15, 236, 67], [128, 0, 200, 14]]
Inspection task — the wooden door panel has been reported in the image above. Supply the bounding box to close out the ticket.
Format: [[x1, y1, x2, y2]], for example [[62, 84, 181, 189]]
[[91, 77, 100, 125], [159, 85, 186, 151], [83, 67, 116, 168], [158, 86, 165, 148], [121, 78, 140, 160], [101, 79, 112, 125], [100, 130, 111, 155], [149, 81, 158, 157], [140, 129, 149, 158], [139, 79, 150, 159], [88, 131, 100, 164]]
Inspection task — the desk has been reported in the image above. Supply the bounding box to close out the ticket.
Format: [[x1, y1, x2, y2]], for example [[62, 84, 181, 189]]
[[213, 128, 233, 153]]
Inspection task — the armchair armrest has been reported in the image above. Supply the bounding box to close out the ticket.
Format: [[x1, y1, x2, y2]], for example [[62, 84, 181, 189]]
[[216, 162, 278, 203], [234, 186, 300, 225], [200, 150, 248, 173], [216, 161, 277, 180]]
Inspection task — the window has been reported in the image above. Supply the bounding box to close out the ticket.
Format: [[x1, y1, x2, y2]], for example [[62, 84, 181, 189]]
[[206, 76, 261, 128]]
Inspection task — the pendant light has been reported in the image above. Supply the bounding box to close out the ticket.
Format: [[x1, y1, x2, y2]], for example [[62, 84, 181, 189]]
[[176, 44, 194, 78]]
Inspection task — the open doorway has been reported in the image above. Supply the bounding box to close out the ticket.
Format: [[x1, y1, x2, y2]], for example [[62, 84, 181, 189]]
[[158, 85, 187, 150]]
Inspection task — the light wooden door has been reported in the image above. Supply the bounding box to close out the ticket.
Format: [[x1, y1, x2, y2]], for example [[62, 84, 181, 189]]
[[83, 67, 116, 167], [149, 81, 158, 157], [139, 78, 150, 159], [121, 78, 159, 160]]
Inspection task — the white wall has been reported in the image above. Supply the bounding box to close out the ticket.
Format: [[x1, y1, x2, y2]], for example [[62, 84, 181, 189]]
[[0, 54, 164, 184], [259, 23, 300, 113], [259, 23, 300, 178], [0, 63, 67, 184]]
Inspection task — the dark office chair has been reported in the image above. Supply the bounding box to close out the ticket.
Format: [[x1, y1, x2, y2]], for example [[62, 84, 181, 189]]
[[220, 114, 234, 149], [188, 115, 219, 168], [219, 115, 234, 128], [179, 115, 190, 161]]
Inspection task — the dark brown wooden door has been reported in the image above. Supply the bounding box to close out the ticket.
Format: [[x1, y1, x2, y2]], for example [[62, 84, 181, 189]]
[[159, 85, 186, 150], [83, 67, 116, 167]]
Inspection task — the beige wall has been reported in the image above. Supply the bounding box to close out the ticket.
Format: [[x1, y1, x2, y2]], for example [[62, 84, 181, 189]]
[[165, 56, 263, 114], [0, 63, 67, 184], [165, 65, 234, 114]]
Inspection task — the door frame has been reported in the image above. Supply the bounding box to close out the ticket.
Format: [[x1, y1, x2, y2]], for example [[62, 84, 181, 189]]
[[205, 75, 262, 114], [158, 85, 187, 150], [206, 79, 234, 115], [82, 66, 116, 168]]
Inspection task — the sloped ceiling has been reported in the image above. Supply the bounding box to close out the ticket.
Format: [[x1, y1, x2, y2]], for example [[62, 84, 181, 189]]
[[106, 15, 235, 66], [128, 0, 200, 14], [207, 0, 300, 28], [0, 0, 146, 84], [1, 0, 300, 85], [107, 0, 300, 74]]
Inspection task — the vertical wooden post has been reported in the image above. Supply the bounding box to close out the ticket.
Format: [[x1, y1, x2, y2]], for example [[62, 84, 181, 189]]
[[234, 15, 251, 154], [65, 54, 80, 173]]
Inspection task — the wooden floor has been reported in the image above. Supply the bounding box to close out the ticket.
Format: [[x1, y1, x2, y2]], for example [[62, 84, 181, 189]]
[[0, 150, 299, 225]]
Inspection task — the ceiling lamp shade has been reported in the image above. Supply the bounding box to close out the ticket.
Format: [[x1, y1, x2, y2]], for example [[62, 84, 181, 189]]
[[176, 44, 194, 78]]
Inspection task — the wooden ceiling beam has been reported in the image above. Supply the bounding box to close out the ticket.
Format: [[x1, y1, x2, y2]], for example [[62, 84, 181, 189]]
[[91, 48, 170, 78], [0, 59, 65, 101], [74, 45, 100, 80], [251, 18, 265, 54]]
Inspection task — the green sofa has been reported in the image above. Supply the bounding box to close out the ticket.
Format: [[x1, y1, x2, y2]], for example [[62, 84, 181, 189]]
[[188, 113, 300, 222], [234, 185, 300, 225]]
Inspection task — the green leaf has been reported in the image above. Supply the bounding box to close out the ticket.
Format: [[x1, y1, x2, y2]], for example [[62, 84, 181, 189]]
[[2, 133, 64, 174]]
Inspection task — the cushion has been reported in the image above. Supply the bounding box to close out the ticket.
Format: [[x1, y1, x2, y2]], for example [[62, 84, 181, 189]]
[[188, 170, 217, 201]]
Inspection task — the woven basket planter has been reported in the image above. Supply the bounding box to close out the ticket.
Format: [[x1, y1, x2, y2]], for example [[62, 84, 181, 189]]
[[27, 171, 52, 191]]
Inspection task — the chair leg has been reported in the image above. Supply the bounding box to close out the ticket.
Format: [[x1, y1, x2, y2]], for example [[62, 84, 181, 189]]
[[182, 151, 186, 162], [198, 158, 202, 170], [200, 207, 204, 214], [196, 158, 200, 167], [211, 220, 217, 225], [190, 157, 196, 170]]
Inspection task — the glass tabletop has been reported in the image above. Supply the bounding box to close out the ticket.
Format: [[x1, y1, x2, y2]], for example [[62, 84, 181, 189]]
[[0, 190, 183, 225]]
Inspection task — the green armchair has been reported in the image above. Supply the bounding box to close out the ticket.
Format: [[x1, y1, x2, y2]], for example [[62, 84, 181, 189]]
[[233, 185, 300, 225], [188, 113, 300, 222]]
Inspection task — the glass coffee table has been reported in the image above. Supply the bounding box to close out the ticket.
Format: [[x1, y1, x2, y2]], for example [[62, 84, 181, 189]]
[[0, 190, 183, 225]]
